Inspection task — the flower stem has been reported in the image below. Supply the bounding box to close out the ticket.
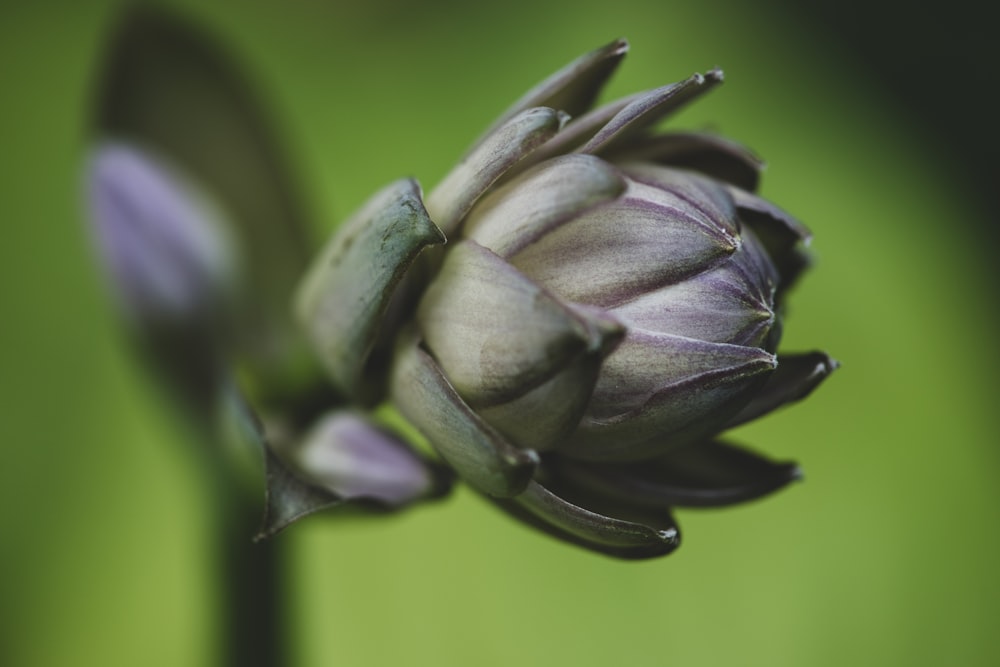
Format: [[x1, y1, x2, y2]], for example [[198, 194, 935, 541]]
[[215, 485, 289, 667]]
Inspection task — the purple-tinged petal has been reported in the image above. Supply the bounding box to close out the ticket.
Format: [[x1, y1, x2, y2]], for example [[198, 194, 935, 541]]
[[295, 178, 445, 402], [727, 186, 813, 294], [473, 39, 629, 150], [463, 154, 627, 258], [390, 331, 538, 498], [727, 352, 839, 428], [564, 335, 776, 461], [548, 440, 800, 509], [586, 331, 776, 420], [426, 107, 567, 235], [607, 131, 764, 192], [292, 411, 449, 506], [728, 185, 812, 246], [617, 162, 740, 239], [491, 479, 680, 560], [510, 175, 738, 308], [247, 401, 451, 540], [609, 221, 779, 348], [417, 240, 616, 408], [580, 70, 724, 156]]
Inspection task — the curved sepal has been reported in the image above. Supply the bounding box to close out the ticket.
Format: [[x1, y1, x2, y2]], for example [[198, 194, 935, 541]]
[[548, 440, 800, 508], [389, 330, 539, 498], [727, 351, 839, 428], [257, 409, 453, 540], [492, 479, 680, 560], [426, 107, 568, 235], [580, 70, 725, 156], [474, 39, 629, 148], [295, 178, 445, 401]]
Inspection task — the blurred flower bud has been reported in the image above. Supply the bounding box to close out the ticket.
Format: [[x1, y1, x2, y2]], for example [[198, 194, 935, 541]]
[[87, 142, 240, 333]]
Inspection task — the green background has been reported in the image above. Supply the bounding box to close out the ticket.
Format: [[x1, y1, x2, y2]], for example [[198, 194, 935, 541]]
[[2, 1, 997, 665]]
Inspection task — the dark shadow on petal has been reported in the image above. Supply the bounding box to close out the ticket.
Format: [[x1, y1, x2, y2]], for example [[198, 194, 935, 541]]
[[608, 131, 764, 192], [548, 440, 800, 509], [727, 351, 839, 428]]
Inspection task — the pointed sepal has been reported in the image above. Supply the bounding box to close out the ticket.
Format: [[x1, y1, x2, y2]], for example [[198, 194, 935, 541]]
[[580, 70, 725, 156], [474, 39, 629, 147]]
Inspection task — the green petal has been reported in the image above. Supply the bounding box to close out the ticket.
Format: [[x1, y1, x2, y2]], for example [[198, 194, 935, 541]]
[[417, 240, 609, 407], [295, 179, 445, 401], [463, 154, 627, 258], [476, 359, 601, 451], [390, 331, 538, 497], [425, 107, 567, 235], [472, 39, 629, 149]]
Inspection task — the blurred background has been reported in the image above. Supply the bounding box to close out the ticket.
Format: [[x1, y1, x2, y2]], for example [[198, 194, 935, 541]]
[[1, 0, 997, 665]]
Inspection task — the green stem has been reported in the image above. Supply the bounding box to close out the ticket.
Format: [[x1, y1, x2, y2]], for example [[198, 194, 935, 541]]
[[215, 490, 289, 667]]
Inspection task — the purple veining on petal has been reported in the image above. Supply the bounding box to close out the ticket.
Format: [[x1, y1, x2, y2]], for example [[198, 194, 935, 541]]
[[587, 329, 776, 420], [511, 175, 738, 308]]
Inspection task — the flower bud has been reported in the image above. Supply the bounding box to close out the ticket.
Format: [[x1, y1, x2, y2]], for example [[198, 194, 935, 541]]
[[297, 40, 838, 558]]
